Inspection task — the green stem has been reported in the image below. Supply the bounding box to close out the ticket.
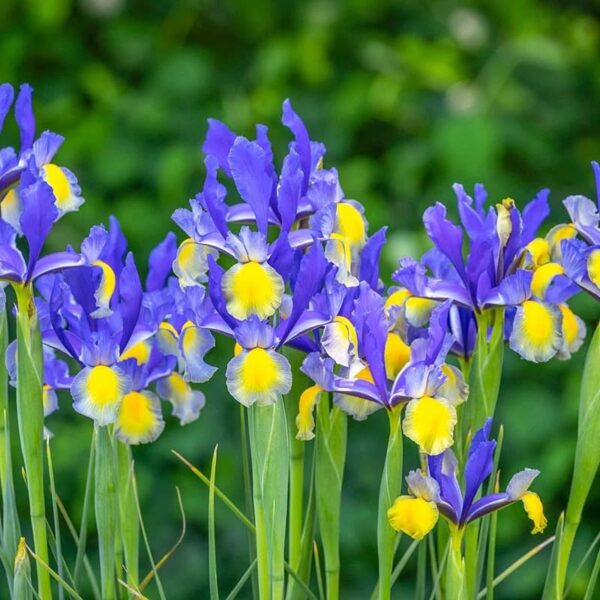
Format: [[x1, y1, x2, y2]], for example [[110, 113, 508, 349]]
[[315, 397, 347, 600], [14, 283, 52, 600], [117, 441, 139, 589], [95, 425, 117, 600], [445, 527, 466, 600], [377, 408, 403, 600]]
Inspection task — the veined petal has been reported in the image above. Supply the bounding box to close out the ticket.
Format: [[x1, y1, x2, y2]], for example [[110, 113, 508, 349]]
[[509, 300, 562, 362], [557, 304, 586, 360], [173, 238, 216, 288], [384, 332, 410, 380], [114, 390, 164, 445], [222, 260, 284, 320], [179, 321, 217, 383], [531, 262, 564, 299], [90, 259, 116, 318], [521, 492, 547, 534], [387, 496, 439, 540], [226, 347, 291, 407], [296, 384, 322, 441], [402, 396, 457, 456], [71, 365, 131, 425], [321, 315, 358, 367], [156, 373, 206, 425], [42, 164, 84, 217]]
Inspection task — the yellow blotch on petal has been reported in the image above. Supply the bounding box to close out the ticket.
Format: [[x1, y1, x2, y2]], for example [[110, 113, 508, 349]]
[[405, 297, 437, 327], [385, 288, 411, 310], [559, 304, 579, 347], [524, 238, 550, 269], [240, 348, 280, 394], [222, 261, 284, 320], [403, 396, 457, 456], [296, 385, 322, 441], [387, 496, 439, 540], [384, 332, 410, 380], [87, 365, 121, 408], [91, 259, 116, 317], [521, 301, 555, 348], [42, 164, 70, 207], [335, 202, 366, 250], [116, 391, 162, 444], [531, 263, 564, 299], [120, 340, 151, 365], [233, 342, 243, 356], [521, 491, 547, 534], [587, 249, 600, 288]]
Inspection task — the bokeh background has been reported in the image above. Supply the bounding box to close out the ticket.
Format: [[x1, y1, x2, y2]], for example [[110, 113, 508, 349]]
[[1, 0, 600, 598]]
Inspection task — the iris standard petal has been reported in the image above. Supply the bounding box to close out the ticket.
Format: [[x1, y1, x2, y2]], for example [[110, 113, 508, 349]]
[[115, 390, 165, 445], [71, 364, 131, 426], [226, 347, 292, 407]]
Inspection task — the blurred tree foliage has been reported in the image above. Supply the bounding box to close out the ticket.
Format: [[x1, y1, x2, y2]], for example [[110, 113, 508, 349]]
[[0, 0, 599, 598]]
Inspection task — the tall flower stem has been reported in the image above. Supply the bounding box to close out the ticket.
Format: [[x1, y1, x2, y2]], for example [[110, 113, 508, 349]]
[[465, 308, 505, 443], [544, 320, 600, 598], [14, 283, 52, 600], [116, 441, 139, 589], [249, 401, 289, 600], [377, 407, 403, 600], [95, 425, 117, 600], [315, 395, 347, 600]]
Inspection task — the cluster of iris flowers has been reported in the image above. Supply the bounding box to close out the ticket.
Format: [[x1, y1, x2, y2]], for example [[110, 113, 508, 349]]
[[0, 82, 598, 600]]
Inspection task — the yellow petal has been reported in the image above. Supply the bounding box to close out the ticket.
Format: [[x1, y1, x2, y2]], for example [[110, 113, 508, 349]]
[[120, 340, 152, 365], [509, 300, 561, 362], [296, 385, 322, 441], [335, 202, 366, 250], [524, 237, 550, 269], [384, 332, 410, 380], [404, 297, 438, 327], [530, 263, 564, 299], [387, 496, 439, 540], [91, 259, 116, 318], [587, 249, 600, 288], [521, 491, 547, 534], [222, 261, 284, 320], [403, 396, 457, 455], [115, 391, 164, 445]]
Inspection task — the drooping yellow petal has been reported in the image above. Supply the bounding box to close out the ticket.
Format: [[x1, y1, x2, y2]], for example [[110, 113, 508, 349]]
[[509, 300, 561, 362], [521, 491, 547, 534], [438, 364, 469, 406], [226, 348, 292, 407], [325, 234, 358, 286], [321, 315, 359, 366], [546, 223, 577, 259], [530, 262, 564, 299], [385, 288, 411, 310], [403, 396, 457, 456], [384, 332, 410, 380], [404, 297, 438, 327], [173, 238, 216, 288], [296, 385, 322, 441], [587, 249, 600, 288], [42, 163, 83, 214], [557, 304, 586, 360], [387, 496, 439, 540], [120, 340, 152, 365], [115, 390, 164, 445], [524, 237, 550, 269], [91, 259, 116, 318], [222, 261, 284, 320], [335, 202, 366, 250]]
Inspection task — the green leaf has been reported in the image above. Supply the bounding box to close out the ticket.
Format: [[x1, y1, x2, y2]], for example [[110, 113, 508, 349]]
[[74, 431, 95, 588], [583, 547, 600, 600], [46, 440, 65, 600], [225, 559, 257, 600], [315, 396, 347, 600], [13, 538, 33, 600], [209, 445, 219, 600]]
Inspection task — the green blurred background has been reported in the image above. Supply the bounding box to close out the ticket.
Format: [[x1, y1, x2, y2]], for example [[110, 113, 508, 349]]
[[1, 0, 599, 598]]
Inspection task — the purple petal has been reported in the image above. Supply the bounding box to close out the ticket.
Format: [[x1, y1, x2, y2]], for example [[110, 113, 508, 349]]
[[359, 227, 387, 290], [146, 232, 177, 292], [202, 118, 236, 176], [31, 251, 85, 280], [0, 83, 14, 133], [282, 99, 311, 189], [15, 84, 35, 151], [119, 252, 143, 352], [522, 189, 550, 246], [278, 148, 302, 232]]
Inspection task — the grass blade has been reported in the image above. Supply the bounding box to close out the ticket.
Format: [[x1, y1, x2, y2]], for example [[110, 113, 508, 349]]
[[583, 546, 600, 600], [46, 440, 65, 600], [225, 559, 257, 600], [74, 430, 95, 587], [564, 531, 600, 598], [26, 542, 83, 600]]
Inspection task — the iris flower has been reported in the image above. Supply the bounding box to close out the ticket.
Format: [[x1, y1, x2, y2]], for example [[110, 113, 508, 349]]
[[388, 419, 547, 540]]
